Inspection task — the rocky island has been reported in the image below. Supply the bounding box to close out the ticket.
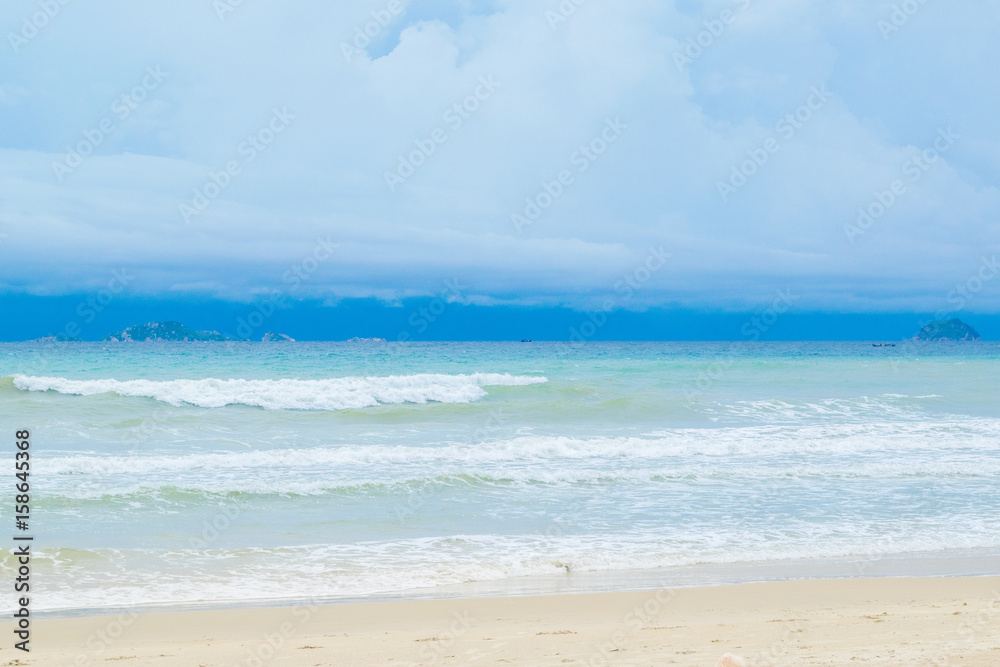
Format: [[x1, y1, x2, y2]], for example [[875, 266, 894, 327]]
[[261, 332, 295, 342], [915, 318, 981, 341], [102, 321, 237, 342]]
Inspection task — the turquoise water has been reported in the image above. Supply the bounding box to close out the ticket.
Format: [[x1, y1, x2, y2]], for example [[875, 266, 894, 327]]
[[1, 341, 999, 612]]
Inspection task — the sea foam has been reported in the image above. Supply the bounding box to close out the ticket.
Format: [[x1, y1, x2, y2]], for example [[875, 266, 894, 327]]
[[11, 373, 547, 410]]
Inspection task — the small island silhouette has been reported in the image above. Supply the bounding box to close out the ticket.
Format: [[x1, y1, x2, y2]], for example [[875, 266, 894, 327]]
[[98, 321, 295, 342], [914, 318, 981, 342], [103, 321, 236, 342]]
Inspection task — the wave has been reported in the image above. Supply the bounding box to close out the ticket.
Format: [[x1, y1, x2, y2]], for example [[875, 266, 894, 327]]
[[38, 460, 1000, 501], [10, 373, 547, 410], [40, 421, 1000, 474], [11, 529, 1000, 612], [36, 421, 1000, 499], [693, 394, 950, 423]]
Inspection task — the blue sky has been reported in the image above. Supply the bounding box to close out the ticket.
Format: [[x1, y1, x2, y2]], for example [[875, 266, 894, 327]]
[[1, 0, 999, 339]]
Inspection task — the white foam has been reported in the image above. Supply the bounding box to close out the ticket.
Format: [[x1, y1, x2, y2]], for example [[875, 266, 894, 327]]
[[18, 528, 1000, 612], [12, 373, 547, 410], [38, 420, 1000, 498], [42, 459, 1000, 500], [41, 421, 1000, 474], [696, 394, 951, 423]]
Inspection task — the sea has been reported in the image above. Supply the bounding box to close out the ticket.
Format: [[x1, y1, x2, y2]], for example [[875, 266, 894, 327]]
[[1, 341, 998, 614]]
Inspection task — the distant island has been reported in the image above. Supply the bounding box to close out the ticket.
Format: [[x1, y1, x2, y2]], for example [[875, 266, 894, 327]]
[[16, 319, 988, 343], [915, 318, 981, 341], [261, 332, 295, 342], [103, 321, 237, 342], [97, 322, 302, 342]]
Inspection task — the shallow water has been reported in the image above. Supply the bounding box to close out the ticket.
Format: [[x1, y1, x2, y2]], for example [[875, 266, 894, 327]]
[[2, 341, 998, 612]]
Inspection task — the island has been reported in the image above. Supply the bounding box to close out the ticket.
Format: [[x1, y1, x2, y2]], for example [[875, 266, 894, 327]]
[[32, 334, 82, 342], [261, 332, 295, 342], [102, 321, 237, 342], [914, 318, 981, 341]]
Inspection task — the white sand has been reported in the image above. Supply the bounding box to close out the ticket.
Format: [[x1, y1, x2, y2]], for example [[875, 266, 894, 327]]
[[9, 576, 1000, 666]]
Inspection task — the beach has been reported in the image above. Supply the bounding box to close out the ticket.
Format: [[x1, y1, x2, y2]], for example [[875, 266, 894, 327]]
[[7, 0, 999, 662], [15, 577, 1000, 665]]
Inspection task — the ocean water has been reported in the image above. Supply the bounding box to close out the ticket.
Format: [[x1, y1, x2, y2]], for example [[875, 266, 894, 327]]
[[1, 341, 999, 613]]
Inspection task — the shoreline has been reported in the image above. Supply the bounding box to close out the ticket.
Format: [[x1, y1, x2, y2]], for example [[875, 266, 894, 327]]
[[31, 547, 1000, 619], [15, 576, 1000, 666]]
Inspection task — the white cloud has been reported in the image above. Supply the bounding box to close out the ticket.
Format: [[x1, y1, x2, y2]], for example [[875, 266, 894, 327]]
[[0, 0, 998, 312]]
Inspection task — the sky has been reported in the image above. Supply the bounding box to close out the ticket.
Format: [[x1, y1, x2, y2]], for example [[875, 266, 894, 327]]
[[1, 0, 999, 340]]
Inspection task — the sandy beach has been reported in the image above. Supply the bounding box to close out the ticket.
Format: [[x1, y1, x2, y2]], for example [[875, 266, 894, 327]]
[[9, 576, 999, 666]]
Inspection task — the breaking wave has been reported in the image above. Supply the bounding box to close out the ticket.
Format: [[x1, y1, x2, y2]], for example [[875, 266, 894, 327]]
[[10, 373, 547, 410]]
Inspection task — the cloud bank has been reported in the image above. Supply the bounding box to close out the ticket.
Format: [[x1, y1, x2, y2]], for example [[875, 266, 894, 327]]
[[1, 0, 999, 315]]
